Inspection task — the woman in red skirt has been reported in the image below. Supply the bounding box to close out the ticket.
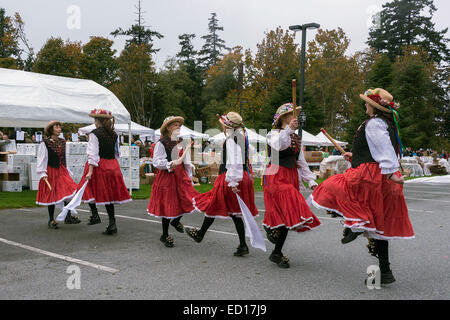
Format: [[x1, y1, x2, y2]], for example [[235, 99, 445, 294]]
[[147, 116, 200, 248], [78, 109, 131, 235], [263, 103, 321, 268], [36, 121, 81, 229], [185, 112, 258, 257], [310, 88, 414, 284]]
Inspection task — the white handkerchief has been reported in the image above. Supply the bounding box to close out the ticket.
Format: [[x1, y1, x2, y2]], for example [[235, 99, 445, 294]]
[[56, 181, 88, 222], [236, 194, 266, 252]]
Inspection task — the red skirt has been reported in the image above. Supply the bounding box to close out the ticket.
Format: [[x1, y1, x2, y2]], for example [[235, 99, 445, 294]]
[[311, 163, 414, 240], [147, 165, 200, 219], [78, 159, 131, 205], [36, 165, 78, 206], [193, 171, 258, 218], [263, 165, 321, 232]]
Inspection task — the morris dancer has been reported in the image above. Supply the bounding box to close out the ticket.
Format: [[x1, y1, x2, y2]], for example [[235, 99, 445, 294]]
[[79, 109, 131, 235], [36, 121, 80, 229], [186, 112, 258, 257], [147, 116, 200, 248], [263, 103, 321, 268], [310, 89, 414, 284]]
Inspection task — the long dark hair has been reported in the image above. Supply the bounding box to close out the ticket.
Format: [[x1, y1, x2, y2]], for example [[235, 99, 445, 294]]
[[97, 117, 115, 136]]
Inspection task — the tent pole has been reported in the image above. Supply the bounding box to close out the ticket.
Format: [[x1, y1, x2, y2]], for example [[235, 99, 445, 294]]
[[129, 121, 132, 196]]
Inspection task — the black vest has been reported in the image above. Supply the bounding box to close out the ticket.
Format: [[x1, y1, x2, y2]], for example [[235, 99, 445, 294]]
[[351, 117, 398, 169], [92, 127, 117, 159], [268, 131, 301, 169], [219, 135, 249, 175], [44, 137, 66, 168]]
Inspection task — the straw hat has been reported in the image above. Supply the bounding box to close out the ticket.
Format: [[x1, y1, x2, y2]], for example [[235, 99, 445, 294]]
[[89, 108, 113, 119], [272, 103, 302, 128], [44, 120, 63, 137], [360, 88, 400, 114], [218, 112, 244, 129], [160, 116, 184, 136]]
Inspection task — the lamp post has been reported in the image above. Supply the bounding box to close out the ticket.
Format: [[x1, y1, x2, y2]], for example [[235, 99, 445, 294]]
[[289, 23, 320, 138]]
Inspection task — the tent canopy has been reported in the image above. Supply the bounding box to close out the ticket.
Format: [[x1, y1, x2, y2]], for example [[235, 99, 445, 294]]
[[209, 129, 267, 144], [294, 129, 326, 146], [78, 121, 154, 137], [150, 125, 209, 140], [314, 132, 348, 147], [0, 68, 130, 128]]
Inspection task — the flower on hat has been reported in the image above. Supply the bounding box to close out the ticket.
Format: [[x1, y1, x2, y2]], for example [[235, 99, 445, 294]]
[[272, 103, 295, 127]]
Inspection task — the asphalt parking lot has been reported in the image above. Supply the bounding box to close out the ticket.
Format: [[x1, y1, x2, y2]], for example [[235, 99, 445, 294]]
[[0, 183, 449, 300]]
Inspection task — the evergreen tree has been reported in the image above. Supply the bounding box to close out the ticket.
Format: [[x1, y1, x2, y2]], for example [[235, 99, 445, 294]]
[[367, 0, 449, 64], [199, 13, 229, 70], [111, 0, 163, 53]]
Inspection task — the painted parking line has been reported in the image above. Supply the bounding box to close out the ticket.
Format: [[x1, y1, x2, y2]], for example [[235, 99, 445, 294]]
[[0, 237, 119, 274], [76, 209, 270, 241]]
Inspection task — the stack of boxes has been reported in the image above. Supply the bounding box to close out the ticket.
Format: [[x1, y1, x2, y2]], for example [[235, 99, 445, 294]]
[[14, 144, 38, 188], [119, 146, 140, 190], [66, 142, 88, 184], [1, 152, 19, 192]]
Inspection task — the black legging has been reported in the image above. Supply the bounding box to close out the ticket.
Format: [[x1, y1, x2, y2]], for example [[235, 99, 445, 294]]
[[89, 203, 115, 224], [197, 216, 247, 247], [374, 240, 390, 273], [161, 217, 182, 237], [48, 201, 71, 221], [273, 226, 289, 255]]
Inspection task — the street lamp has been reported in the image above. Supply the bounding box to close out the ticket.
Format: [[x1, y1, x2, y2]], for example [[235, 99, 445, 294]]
[[289, 23, 320, 138]]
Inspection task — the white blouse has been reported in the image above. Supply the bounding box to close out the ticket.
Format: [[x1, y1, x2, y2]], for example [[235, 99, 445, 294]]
[[87, 133, 120, 167], [152, 141, 193, 178], [365, 118, 399, 175], [266, 126, 318, 190], [36, 141, 73, 180], [224, 137, 244, 188]]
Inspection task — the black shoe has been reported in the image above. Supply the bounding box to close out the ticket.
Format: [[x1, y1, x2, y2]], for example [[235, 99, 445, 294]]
[[48, 220, 58, 229], [341, 228, 363, 244], [327, 210, 339, 218], [381, 270, 396, 285], [234, 245, 249, 257], [102, 224, 117, 235], [269, 252, 290, 269], [87, 214, 101, 225], [171, 220, 184, 233], [65, 215, 81, 224], [160, 235, 174, 248], [185, 227, 203, 243], [264, 226, 280, 244]]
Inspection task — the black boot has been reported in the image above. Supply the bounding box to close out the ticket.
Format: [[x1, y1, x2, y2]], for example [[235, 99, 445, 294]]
[[377, 240, 396, 284], [103, 204, 117, 235], [341, 227, 363, 244], [87, 203, 101, 225]]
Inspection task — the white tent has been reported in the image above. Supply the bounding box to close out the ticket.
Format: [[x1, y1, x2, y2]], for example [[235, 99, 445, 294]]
[[209, 129, 267, 144], [314, 132, 348, 147], [151, 125, 209, 140], [295, 129, 325, 146], [0, 68, 135, 193], [78, 121, 154, 138], [0, 68, 131, 127]]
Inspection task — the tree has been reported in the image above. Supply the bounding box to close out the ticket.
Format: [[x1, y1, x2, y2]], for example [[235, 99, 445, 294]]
[[176, 33, 204, 122], [110, 43, 156, 128], [80, 36, 118, 87], [367, 0, 449, 64], [199, 13, 229, 70], [33, 37, 82, 78], [306, 28, 364, 138], [0, 8, 19, 68], [392, 46, 437, 149], [111, 0, 163, 53]]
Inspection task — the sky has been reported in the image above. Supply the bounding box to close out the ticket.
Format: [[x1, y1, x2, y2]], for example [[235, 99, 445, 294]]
[[2, 0, 449, 70]]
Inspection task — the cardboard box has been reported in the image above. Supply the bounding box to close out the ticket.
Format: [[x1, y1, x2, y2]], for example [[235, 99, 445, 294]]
[[0, 161, 7, 173], [29, 163, 39, 181], [0, 153, 9, 162], [16, 144, 38, 156], [1, 181, 22, 192], [208, 175, 218, 184]]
